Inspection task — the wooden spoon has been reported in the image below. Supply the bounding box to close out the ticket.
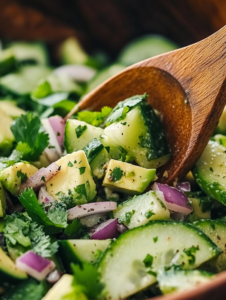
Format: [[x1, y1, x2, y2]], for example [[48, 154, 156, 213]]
[[66, 26, 226, 184]]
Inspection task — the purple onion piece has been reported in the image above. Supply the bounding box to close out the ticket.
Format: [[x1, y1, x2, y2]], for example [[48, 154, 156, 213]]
[[16, 251, 55, 281], [90, 219, 119, 240], [152, 183, 193, 215], [48, 116, 65, 148], [67, 202, 117, 220], [54, 65, 96, 83], [176, 182, 191, 193]]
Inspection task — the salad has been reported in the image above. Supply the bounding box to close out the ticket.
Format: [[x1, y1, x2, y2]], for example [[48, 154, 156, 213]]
[[0, 36, 226, 300]]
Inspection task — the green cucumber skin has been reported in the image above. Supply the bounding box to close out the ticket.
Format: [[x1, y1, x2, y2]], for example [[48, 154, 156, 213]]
[[83, 138, 104, 164], [58, 240, 82, 273], [98, 221, 221, 300], [0, 270, 26, 285]]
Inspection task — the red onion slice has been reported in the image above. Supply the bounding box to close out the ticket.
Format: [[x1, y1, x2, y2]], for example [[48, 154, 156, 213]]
[[54, 65, 96, 83], [90, 219, 118, 240], [176, 182, 191, 193], [67, 202, 117, 221], [20, 163, 59, 193], [48, 116, 65, 148], [16, 251, 55, 281], [38, 186, 56, 205], [152, 183, 193, 215], [42, 118, 62, 155]]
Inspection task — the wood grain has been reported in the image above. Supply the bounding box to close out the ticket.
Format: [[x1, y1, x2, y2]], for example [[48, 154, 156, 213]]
[[74, 26, 226, 184]]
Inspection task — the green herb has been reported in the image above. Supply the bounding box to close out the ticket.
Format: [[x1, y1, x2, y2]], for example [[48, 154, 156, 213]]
[[147, 270, 157, 277], [57, 132, 60, 136], [74, 160, 77, 164], [111, 167, 123, 182], [17, 170, 28, 184], [157, 198, 167, 210], [210, 167, 214, 172], [32, 80, 52, 99], [79, 167, 86, 175], [125, 210, 135, 224], [56, 184, 87, 207], [68, 161, 73, 167], [187, 191, 213, 213], [143, 253, 154, 268], [41, 176, 45, 182], [71, 262, 104, 300], [75, 125, 87, 138], [145, 210, 155, 219], [153, 236, 158, 243], [10, 112, 49, 161], [183, 246, 199, 265], [77, 106, 112, 127], [121, 122, 127, 125]]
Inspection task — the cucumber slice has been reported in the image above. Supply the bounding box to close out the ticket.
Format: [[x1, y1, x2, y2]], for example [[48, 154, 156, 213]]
[[194, 219, 226, 272], [0, 49, 16, 76], [0, 65, 52, 96], [212, 134, 226, 148], [7, 42, 49, 65], [118, 35, 178, 66], [215, 106, 226, 135], [158, 269, 214, 295], [0, 247, 27, 283], [192, 141, 226, 205], [113, 191, 170, 229], [59, 239, 111, 271], [65, 119, 104, 153], [100, 134, 130, 161], [98, 221, 221, 300], [104, 96, 170, 168]]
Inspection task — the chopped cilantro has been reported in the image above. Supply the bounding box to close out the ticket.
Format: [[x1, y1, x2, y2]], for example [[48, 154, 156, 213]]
[[57, 132, 61, 136], [210, 167, 214, 172], [143, 253, 153, 268], [153, 236, 158, 243], [147, 270, 157, 277], [71, 262, 104, 300], [79, 167, 86, 175], [56, 184, 87, 207], [157, 198, 167, 210], [41, 176, 45, 182], [74, 160, 77, 164], [68, 161, 73, 167], [121, 122, 127, 125], [111, 167, 123, 182], [17, 170, 28, 184], [75, 125, 87, 138], [183, 246, 199, 265], [145, 210, 155, 219], [124, 210, 135, 224], [10, 112, 49, 161], [76, 106, 112, 127]]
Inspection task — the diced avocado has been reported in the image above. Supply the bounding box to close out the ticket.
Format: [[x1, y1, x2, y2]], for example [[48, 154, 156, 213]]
[[186, 192, 212, 222], [0, 49, 16, 76], [158, 269, 214, 295], [0, 65, 52, 96], [104, 95, 170, 168], [215, 106, 226, 135], [192, 141, 226, 205], [59, 239, 111, 271], [0, 108, 14, 156], [0, 182, 6, 217], [0, 162, 38, 196], [7, 41, 49, 65], [103, 159, 156, 194], [46, 150, 96, 203], [194, 220, 226, 272], [117, 35, 178, 66], [65, 119, 104, 153], [0, 100, 25, 119], [113, 191, 169, 229], [0, 247, 27, 283], [43, 274, 87, 300], [83, 138, 110, 179]]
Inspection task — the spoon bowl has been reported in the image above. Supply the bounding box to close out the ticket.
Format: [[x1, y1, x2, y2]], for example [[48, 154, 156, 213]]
[[67, 26, 226, 183]]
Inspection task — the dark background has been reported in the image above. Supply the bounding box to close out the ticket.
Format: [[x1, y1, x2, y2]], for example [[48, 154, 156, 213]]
[[1, 0, 226, 57]]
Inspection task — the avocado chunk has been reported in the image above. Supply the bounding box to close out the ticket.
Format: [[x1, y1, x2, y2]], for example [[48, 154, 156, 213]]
[[0, 247, 27, 284], [59, 239, 111, 271], [103, 159, 156, 194], [0, 162, 38, 196], [65, 119, 104, 153], [0, 182, 6, 217], [46, 150, 97, 203], [186, 193, 212, 222], [0, 100, 25, 119], [0, 108, 14, 156], [113, 191, 170, 229]]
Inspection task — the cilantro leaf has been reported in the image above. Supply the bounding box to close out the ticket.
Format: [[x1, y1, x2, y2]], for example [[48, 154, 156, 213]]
[[56, 184, 87, 207], [19, 188, 67, 231], [10, 112, 49, 161], [17, 170, 28, 184], [145, 210, 155, 219], [76, 125, 87, 138], [71, 262, 104, 300], [68, 161, 73, 167], [76, 106, 112, 127], [110, 167, 123, 182], [79, 167, 86, 175], [183, 246, 199, 265]]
